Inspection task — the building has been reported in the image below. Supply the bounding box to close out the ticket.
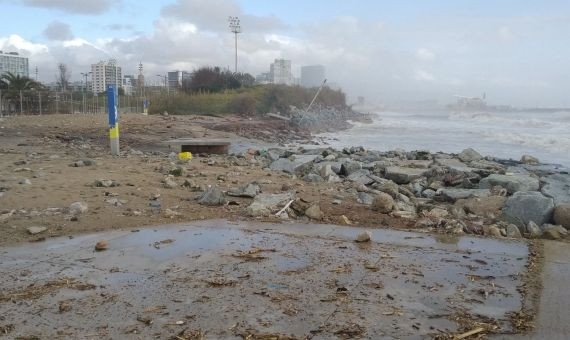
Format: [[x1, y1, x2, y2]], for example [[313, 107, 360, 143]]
[[0, 51, 29, 78], [123, 75, 137, 95], [91, 59, 122, 94], [300, 65, 325, 88], [167, 71, 190, 88], [255, 72, 271, 84], [269, 59, 292, 85]]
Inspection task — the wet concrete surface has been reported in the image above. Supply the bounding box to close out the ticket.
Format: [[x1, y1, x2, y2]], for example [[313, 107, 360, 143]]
[[0, 220, 530, 339]]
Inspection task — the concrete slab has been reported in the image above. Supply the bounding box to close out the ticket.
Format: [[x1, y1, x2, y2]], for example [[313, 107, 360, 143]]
[[0, 220, 531, 338]]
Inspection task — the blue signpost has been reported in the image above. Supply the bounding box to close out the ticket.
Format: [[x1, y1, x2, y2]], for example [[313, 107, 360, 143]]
[[107, 85, 119, 155]]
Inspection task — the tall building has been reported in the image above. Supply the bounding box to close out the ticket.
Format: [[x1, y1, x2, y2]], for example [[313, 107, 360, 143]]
[[123, 75, 137, 95], [91, 59, 122, 94], [269, 59, 292, 85], [167, 70, 190, 88], [0, 51, 29, 78], [301, 65, 325, 88]]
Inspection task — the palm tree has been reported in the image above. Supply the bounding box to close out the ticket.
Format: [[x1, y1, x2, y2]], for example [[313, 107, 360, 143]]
[[0, 72, 42, 91], [0, 72, 44, 114]]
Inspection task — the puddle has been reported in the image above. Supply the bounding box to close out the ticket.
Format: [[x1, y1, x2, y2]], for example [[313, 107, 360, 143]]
[[0, 220, 529, 339]]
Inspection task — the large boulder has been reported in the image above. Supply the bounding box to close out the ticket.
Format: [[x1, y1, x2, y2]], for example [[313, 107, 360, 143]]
[[269, 155, 318, 174], [340, 161, 362, 176], [541, 174, 570, 205], [246, 192, 295, 217], [479, 174, 539, 194], [197, 186, 227, 206], [458, 148, 483, 163], [553, 204, 570, 229], [227, 183, 260, 198], [439, 188, 491, 202], [347, 169, 374, 185], [542, 225, 568, 240], [372, 193, 395, 213], [458, 196, 507, 217], [384, 167, 428, 184], [503, 191, 554, 227]]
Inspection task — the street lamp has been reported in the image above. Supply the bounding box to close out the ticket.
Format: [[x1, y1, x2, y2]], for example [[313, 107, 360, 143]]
[[80, 72, 92, 114], [228, 16, 241, 73]]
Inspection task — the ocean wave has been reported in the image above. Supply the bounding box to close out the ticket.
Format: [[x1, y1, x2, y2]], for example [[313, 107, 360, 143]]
[[481, 130, 570, 153], [448, 111, 560, 129]]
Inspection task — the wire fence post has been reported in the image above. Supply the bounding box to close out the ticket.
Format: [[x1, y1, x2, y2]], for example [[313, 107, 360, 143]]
[[39, 91, 42, 115], [0, 89, 3, 117], [19, 90, 23, 115]]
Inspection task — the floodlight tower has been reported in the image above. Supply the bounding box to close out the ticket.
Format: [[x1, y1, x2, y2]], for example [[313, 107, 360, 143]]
[[228, 16, 241, 73]]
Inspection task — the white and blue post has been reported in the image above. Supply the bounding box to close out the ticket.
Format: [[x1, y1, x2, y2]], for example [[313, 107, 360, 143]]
[[107, 84, 120, 155]]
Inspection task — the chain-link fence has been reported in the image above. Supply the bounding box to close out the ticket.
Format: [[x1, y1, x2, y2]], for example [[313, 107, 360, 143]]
[[0, 89, 151, 116]]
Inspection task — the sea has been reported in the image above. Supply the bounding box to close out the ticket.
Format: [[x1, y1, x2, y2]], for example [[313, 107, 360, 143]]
[[317, 110, 570, 166]]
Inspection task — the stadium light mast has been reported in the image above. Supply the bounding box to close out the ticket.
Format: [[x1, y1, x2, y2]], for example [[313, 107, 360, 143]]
[[228, 16, 241, 73]]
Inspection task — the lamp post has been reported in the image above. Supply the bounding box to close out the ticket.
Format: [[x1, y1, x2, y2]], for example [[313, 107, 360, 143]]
[[80, 72, 92, 114], [228, 16, 241, 73]]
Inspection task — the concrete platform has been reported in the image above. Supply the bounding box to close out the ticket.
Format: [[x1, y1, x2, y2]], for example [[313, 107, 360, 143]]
[[0, 220, 532, 339], [165, 139, 231, 154]]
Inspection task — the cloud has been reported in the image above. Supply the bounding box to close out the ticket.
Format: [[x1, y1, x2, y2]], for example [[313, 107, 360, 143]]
[[498, 25, 516, 41], [414, 69, 435, 82], [43, 21, 74, 41], [19, 0, 114, 14], [416, 48, 435, 61], [106, 24, 135, 31], [161, 0, 286, 33]]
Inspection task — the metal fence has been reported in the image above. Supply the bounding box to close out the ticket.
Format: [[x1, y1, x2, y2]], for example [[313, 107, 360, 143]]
[[0, 89, 151, 116]]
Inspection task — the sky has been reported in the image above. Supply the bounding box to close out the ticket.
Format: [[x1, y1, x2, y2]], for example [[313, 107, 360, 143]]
[[0, 0, 569, 107]]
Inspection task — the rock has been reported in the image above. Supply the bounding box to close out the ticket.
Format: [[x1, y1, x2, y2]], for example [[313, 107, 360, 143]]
[[182, 179, 202, 192], [319, 164, 335, 178], [372, 193, 395, 213], [505, 224, 523, 239], [521, 155, 539, 165], [355, 231, 371, 243], [541, 174, 570, 205], [553, 204, 570, 229], [438, 188, 491, 202], [479, 174, 539, 194], [164, 208, 182, 218], [427, 208, 448, 219], [163, 177, 178, 189], [436, 158, 477, 173], [27, 226, 47, 235], [484, 225, 503, 237], [357, 192, 374, 205], [269, 158, 296, 174], [197, 186, 227, 206], [269, 155, 318, 174], [527, 222, 543, 238], [503, 191, 554, 227], [19, 178, 31, 185], [422, 189, 437, 199], [384, 167, 428, 184], [325, 173, 342, 182], [542, 225, 568, 240], [305, 204, 323, 220], [95, 240, 109, 251], [69, 202, 88, 215], [94, 179, 120, 188], [458, 196, 507, 217], [304, 173, 324, 182], [340, 161, 362, 176], [347, 170, 373, 185], [377, 180, 399, 198], [450, 206, 467, 218], [246, 192, 295, 217], [339, 215, 351, 225], [458, 148, 483, 163], [227, 183, 260, 198]]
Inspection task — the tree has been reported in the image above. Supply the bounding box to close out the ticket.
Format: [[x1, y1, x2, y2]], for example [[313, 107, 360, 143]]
[[56, 63, 71, 91], [0, 72, 44, 114], [182, 67, 255, 94]]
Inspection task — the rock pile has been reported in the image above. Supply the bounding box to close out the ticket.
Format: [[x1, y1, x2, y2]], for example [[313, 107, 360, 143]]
[[256, 146, 570, 240]]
